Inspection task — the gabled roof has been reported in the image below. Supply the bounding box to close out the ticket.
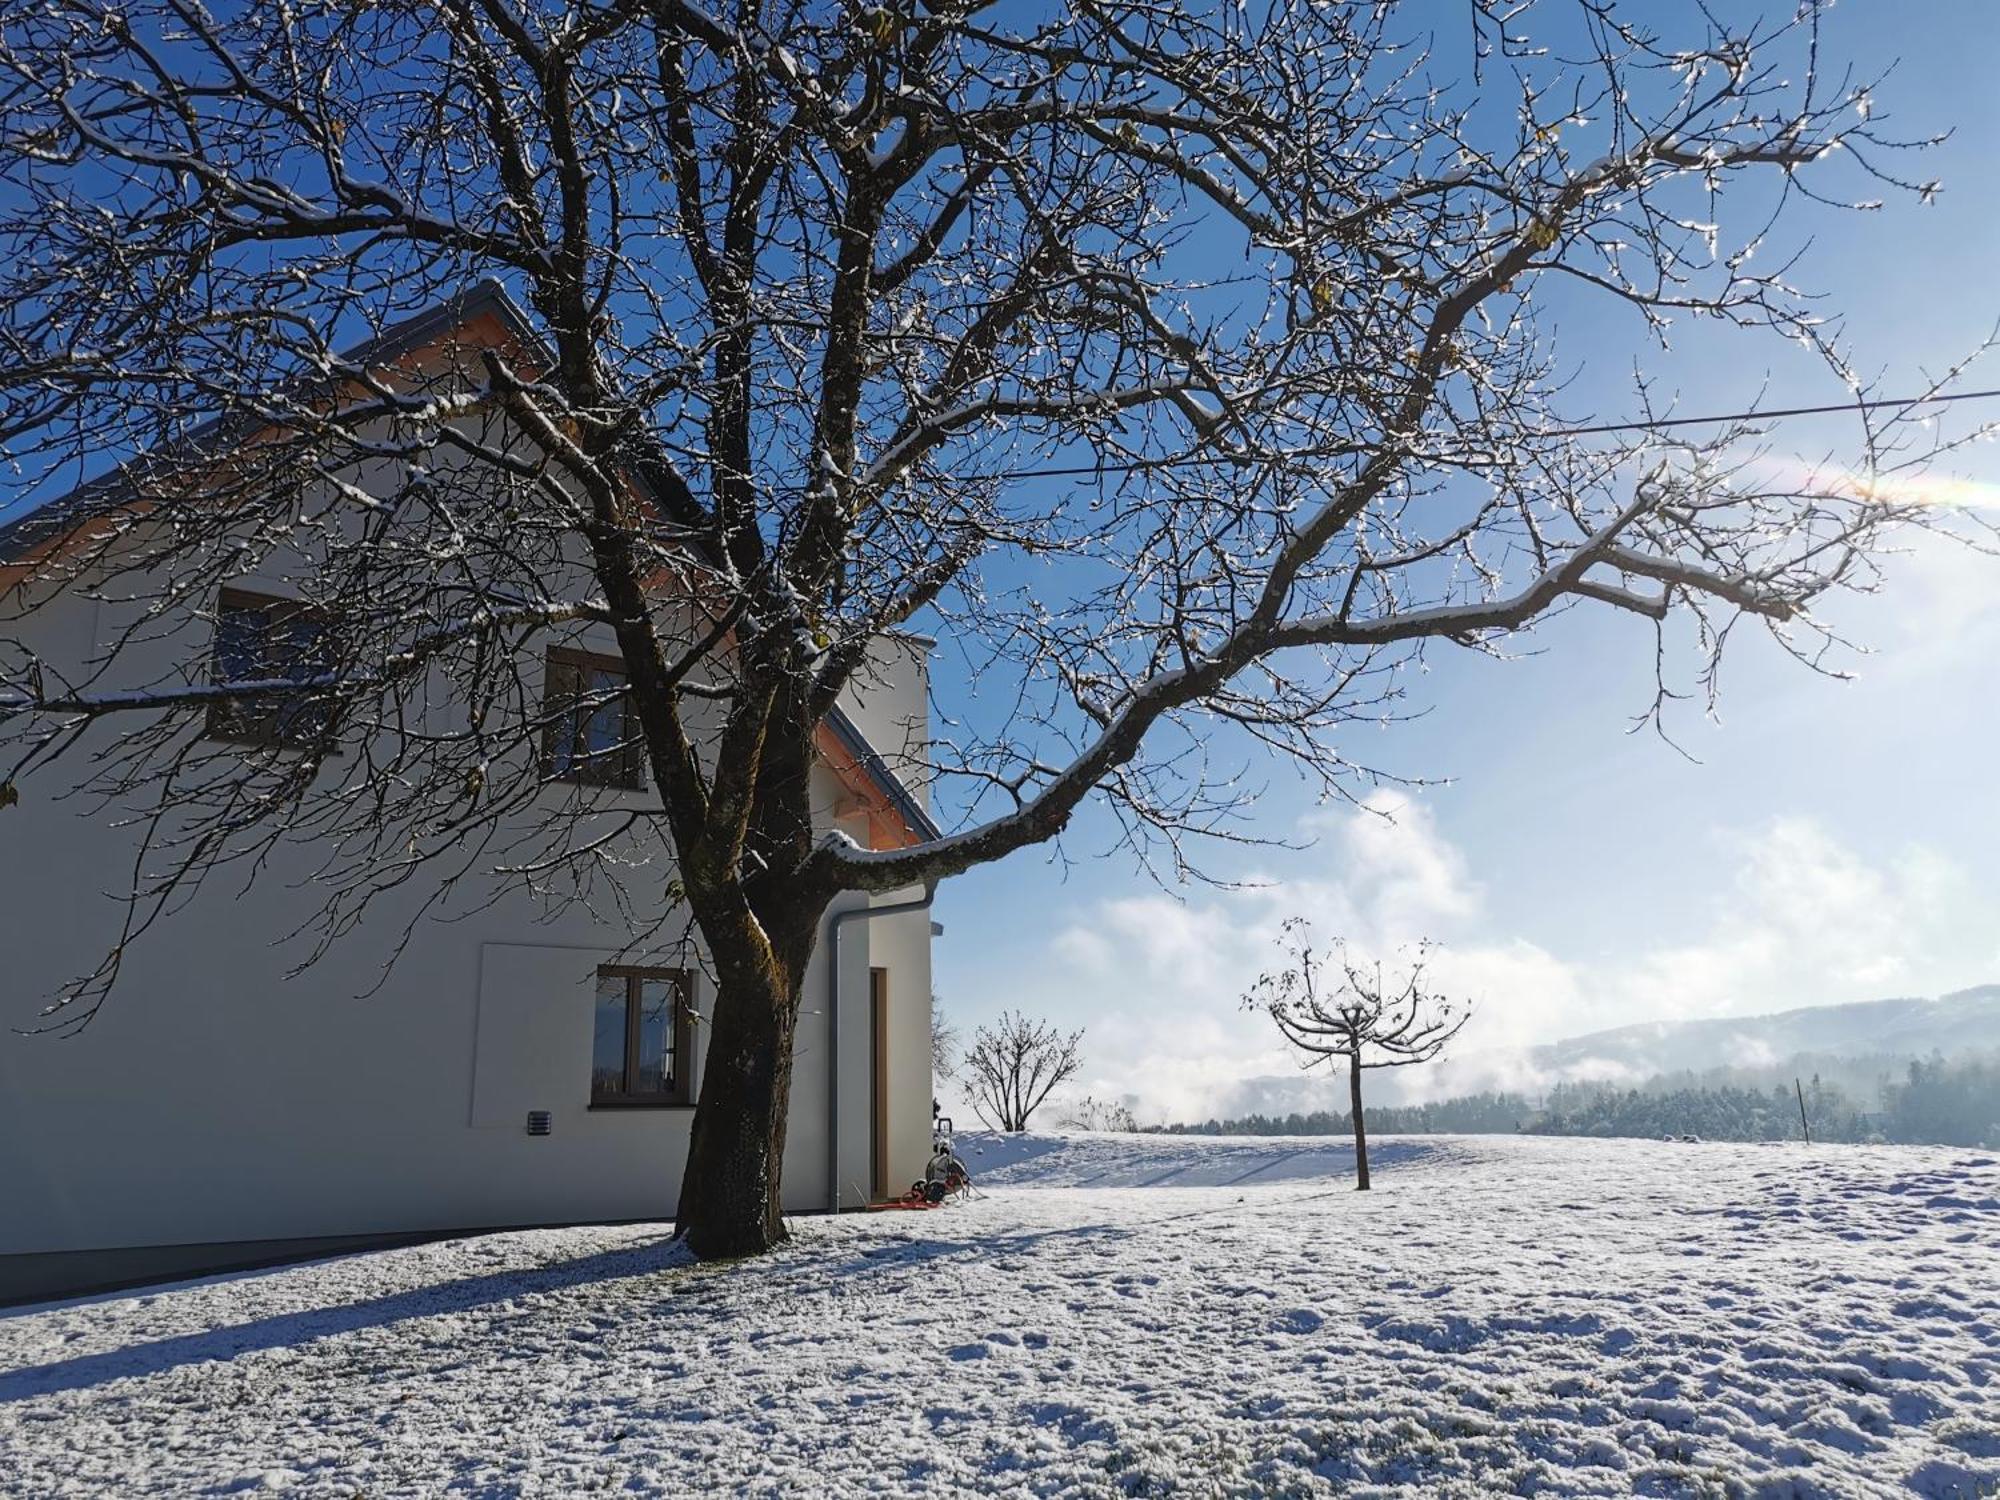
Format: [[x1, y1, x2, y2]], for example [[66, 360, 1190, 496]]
[[0, 283, 940, 850], [0, 279, 546, 568]]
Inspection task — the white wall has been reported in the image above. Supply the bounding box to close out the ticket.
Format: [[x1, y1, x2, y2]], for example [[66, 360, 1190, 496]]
[[0, 550, 934, 1266], [813, 889, 937, 1212], [835, 632, 932, 810]]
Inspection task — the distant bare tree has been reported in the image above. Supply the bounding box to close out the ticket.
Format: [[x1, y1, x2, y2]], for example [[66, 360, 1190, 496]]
[[931, 996, 959, 1083], [965, 1012, 1083, 1133], [1247, 920, 1471, 1189], [1057, 1096, 1139, 1134]]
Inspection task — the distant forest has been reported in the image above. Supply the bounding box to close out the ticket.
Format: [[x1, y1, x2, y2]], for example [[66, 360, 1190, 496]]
[[1151, 1053, 2000, 1147]]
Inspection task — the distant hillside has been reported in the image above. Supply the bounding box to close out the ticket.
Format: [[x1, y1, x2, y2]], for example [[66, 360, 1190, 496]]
[[1528, 985, 2000, 1080], [1165, 1053, 2000, 1148], [1207, 986, 2000, 1122]]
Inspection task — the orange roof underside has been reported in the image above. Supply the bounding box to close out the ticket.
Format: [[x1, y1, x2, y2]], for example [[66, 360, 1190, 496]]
[[812, 722, 926, 851]]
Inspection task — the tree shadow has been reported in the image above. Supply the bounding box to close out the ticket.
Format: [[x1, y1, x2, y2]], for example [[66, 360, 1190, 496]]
[[826, 1220, 1135, 1277], [1, 1219, 1138, 1406], [973, 1135, 1448, 1190], [1221, 1146, 1312, 1186], [1, 1235, 689, 1405]]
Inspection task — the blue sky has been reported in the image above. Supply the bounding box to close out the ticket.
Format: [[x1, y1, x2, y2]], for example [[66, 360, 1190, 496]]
[[931, 1, 2000, 1125]]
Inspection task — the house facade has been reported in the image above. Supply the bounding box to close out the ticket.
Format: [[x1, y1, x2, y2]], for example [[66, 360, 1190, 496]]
[[0, 291, 939, 1304]]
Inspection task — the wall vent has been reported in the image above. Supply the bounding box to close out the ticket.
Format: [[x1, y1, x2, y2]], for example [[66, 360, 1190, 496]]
[[525, 1110, 553, 1137]]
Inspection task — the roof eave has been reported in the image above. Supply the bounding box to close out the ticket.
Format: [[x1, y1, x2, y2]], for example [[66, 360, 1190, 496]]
[[0, 279, 545, 566]]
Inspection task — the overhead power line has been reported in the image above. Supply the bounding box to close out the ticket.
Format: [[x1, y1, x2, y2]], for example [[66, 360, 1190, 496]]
[[1536, 385, 2000, 438], [998, 385, 2000, 481]]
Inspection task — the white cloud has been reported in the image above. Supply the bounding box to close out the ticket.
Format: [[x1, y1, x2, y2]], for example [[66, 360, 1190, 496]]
[[1611, 818, 1978, 1023], [1008, 795, 1991, 1126], [1321, 791, 1481, 940]]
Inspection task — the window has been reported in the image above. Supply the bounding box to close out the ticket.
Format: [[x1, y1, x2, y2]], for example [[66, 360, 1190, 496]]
[[207, 589, 336, 747], [543, 647, 643, 789], [591, 966, 693, 1106]]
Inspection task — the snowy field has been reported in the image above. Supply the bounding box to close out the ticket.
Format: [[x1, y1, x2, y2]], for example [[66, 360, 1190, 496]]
[[2, 1134, 1995, 1498]]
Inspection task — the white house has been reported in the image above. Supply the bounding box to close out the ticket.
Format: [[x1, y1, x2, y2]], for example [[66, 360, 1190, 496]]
[[0, 287, 940, 1304]]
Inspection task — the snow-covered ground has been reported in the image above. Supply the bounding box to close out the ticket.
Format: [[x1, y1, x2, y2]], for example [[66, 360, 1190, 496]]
[[2, 1134, 1995, 1497]]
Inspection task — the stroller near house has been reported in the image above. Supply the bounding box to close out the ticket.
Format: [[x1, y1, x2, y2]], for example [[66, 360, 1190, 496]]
[[922, 1117, 973, 1201], [868, 1108, 973, 1211]]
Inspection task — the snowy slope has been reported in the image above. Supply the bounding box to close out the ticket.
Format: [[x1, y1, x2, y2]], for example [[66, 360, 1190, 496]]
[[2, 1134, 1995, 1497], [952, 1128, 1459, 1187]]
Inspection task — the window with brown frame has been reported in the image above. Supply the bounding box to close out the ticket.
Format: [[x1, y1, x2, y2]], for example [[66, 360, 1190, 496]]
[[542, 647, 644, 790], [590, 966, 693, 1106], [206, 588, 338, 748]]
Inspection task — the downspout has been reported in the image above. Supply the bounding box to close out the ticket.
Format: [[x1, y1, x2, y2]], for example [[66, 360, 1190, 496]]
[[827, 882, 937, 1213]]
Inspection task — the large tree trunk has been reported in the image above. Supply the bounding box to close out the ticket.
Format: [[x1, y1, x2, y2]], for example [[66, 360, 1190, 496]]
[[1349, 1049, 1371, 1192], [676, 954, 803, 1257], [671, 689, 830, 1259]]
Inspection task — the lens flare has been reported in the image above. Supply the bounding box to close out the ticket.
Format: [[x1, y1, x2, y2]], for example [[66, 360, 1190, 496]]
[[1727, 455, 2000, 512]]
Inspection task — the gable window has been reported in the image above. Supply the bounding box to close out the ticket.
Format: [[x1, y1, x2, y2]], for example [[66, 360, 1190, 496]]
[[543, 647, 644, 789], [207, 589, 336, 747], [591, 967, 693, 1106]]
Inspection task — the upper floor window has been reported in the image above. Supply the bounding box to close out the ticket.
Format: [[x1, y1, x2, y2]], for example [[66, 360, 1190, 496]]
[[542, 647, 644, 789], [207, 589, 336, 747], [591, 967, 693, 1106]]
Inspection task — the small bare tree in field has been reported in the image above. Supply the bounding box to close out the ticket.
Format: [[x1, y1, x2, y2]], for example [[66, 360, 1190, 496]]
[[1247, 920, 1470, 1190], [965, 1012, 1083, 1133], [0, 0, 1984, 1255]]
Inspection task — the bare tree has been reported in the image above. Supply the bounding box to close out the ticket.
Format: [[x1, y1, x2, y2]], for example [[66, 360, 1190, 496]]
[[0, 1, 1981, 1255], [1247, 921, 1470, 1190], [964, 1011, 1083, 1133], [931, 995, 958, 1083]]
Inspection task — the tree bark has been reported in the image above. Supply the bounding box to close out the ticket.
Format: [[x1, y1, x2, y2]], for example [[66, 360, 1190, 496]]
[[674, 863, 824, 1261], [673, 667, 828, 1257], [676, 954, 803, 1257], [1349, 1048, 1370, 1192]]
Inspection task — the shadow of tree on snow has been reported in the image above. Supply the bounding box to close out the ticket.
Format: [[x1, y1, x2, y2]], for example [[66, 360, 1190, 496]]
[[0, 1235, 690, 1403]]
